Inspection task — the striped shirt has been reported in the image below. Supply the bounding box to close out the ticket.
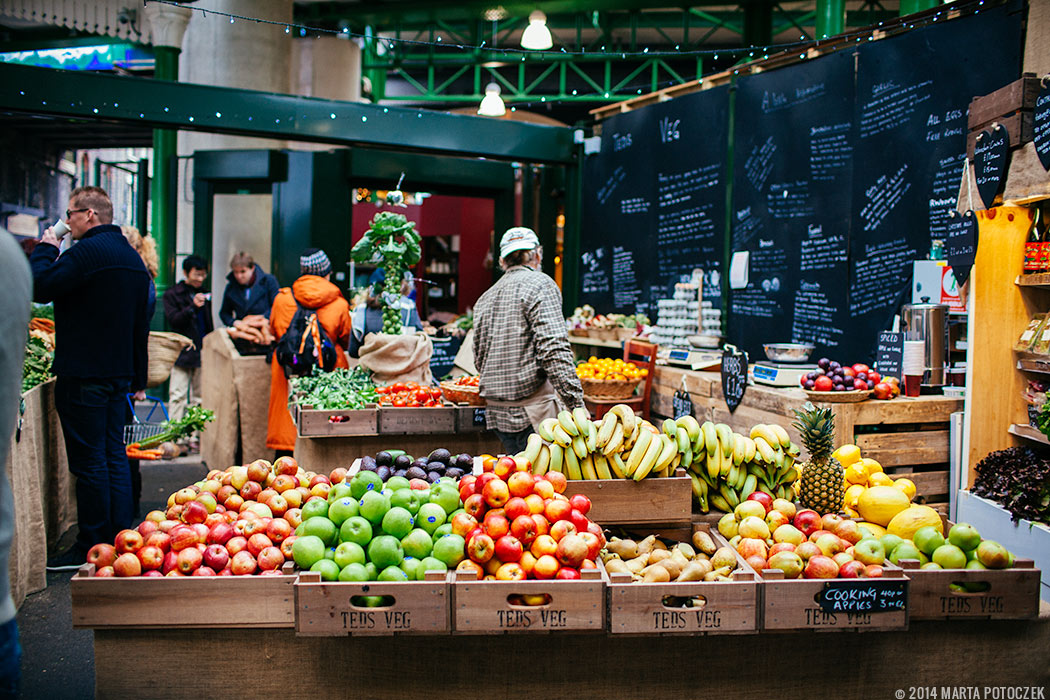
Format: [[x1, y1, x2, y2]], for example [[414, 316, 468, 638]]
[[473, 266, 584, 433]]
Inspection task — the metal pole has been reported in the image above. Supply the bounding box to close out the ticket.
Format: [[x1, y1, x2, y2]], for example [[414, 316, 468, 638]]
[[151, 45, 179, 294], [900, 0, 940, 16], [137, 158, 150, 234], [816, 0, 845, 38]]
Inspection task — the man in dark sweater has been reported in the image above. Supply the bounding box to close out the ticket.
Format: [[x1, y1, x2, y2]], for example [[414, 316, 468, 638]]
[[30, 186, 151, 568], [163, 255, 214, 422], [218, 251, 279, 326]]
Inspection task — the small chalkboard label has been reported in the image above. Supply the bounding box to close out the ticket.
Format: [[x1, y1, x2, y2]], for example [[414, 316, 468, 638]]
[[946, 209, 978, 286], [876, 331, 904, 382], [1035, 77, 1050, 172], [672, 390, 693, 419], [472, 407, 486, 427], [815, 579, 907, 614], [974, 124, 1009, 208], [720, 345, 748, 413]]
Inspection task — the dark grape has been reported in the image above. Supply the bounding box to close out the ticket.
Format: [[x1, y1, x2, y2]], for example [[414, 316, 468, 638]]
[[818, 358, 831, 370], [867, 380, 875, 390], [805, 379, 815, 389], [857, 372, 868, 382], [806, 371, 816, 380], [833, 384, 845, 391], [829, 361, 841, 371]]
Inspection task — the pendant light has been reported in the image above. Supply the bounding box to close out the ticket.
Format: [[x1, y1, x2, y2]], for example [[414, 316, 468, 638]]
[[520, 10, 553, 50], [477, 82, 506, 116]]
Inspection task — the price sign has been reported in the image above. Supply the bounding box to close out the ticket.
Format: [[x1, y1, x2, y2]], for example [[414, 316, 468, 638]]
[[672, 389, 693, 419], [472, 407, 486, 427], [875, 331, 904, 382], [974, 124, 1009, 209], [945, 209, 978, 286], [815, 579, 908, 614], [720, 345, 748, 413], [1034, 77, 1050, 172]]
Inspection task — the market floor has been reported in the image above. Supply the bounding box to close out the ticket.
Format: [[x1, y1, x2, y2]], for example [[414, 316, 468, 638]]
[[16, 457, 208, 700]]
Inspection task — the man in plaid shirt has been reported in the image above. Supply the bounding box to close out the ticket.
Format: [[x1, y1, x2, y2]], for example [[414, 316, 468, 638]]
[[473, 227, 584, 453]]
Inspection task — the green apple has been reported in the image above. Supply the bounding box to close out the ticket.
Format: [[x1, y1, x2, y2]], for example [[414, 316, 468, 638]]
[[325, 547, 336, 560], [301, 498, 329, 521], [338, 562, 370, 582], [947, 523, 982, 552], [350, 471, 383, 499], [966, 558, 987, 570], [448, 508, 465, 520], [328, 482, 353, 502], [853, 538, 886, 566], [975, 540, 1012, 569], [381, 507, 415, 539], [879, 534, 904, 558], [333, 541, 366, 569], [310, 558, 341, 581], [294, 522, 305, 537], [433, 524, 453, 539], [359, 490, 391, 526], [364, 562, 378, 580], [920, 562, 942, 570], [431, 533, 465, 568], [367, 534, 404, 569], [416, 503, 447, 535], [301, 516, 338, 547], [931, 544, 967, 569], [401, 528, 434, 560], [339, 516, 373, 547], [888, 541, 922, 565], [400, 556, 422, 580], [414, 486, 431, 503], [912, 526, 945, 556], [429, 482, 461, 516], [964, 558, 992, 592], [378, 565, 409, 582], [390, 488, 423, 515], [292, 535, 326, 570], [327, 497, 360, 527], [385, 476, 411, 492], [418, 556, 448, 580]]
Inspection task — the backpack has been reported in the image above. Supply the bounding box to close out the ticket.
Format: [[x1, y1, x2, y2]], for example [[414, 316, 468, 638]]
[[273, 294, 338, 378]]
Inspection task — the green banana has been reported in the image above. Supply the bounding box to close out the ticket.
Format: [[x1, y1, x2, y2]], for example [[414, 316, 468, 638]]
[[719, 484, 740, 509], [594, 454, 613, 479], [632, 433, 667, 481], [548, 443, 564, 473], [595, 412, 618, 448], [523, 433, 543, 466], [585, 420, 598, 453], [564, 447, 583, 480], [675, 414, 701, 441], [769, 423, 791, 449], [532, 444, 551, 475], [537, 418, 558, 442], [709, 493, 732, 513], [551, 424, 573, 448], [571, 435, 589, 461], [715, 424, 734, 458], [701, 421, 718, 458], [558, 410, 580, 437], [662, 418, 678, 438], [740, 473, 758, 499], [580, 454, 598, 480]]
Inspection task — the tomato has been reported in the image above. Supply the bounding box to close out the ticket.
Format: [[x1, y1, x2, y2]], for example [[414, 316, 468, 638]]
[[415, 389, 431, 403], [391, 382, 408, 393], [375, 386, 390, 394], [405, 382, 420, 391], [392, 399, 407, 407], [425, 400, 439, 407], [430, 387, 443, 400]]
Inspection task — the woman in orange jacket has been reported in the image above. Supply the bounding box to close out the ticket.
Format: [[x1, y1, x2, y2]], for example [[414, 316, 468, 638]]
[[267, 249, 351, 454]]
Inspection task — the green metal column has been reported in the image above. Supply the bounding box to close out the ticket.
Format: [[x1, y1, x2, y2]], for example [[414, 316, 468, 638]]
[[900, 0, 940, 16], [815, 0, 845, 38], [152, 45, 179, 294]]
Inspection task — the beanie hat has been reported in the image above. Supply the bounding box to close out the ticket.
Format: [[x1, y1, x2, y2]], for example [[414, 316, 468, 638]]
[[300, 248, 332, 277], [499, 227, 539, 259]]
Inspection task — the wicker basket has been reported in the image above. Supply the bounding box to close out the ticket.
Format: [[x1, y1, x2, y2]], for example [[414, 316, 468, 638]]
[[613, 327, 636, 341], [581, 376, 641, 400], [147, 332, 193, 388], [441, 380, 486, 406]]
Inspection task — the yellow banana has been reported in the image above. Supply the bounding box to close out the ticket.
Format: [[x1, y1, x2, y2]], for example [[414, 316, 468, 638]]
[[675, 427, 690, 454], [585, 420, 598, 453], [571, 435, 589, 461], [608, 453, 627, 478], [753, 436, 777, 465], [632, 433, 667, 481], [523, 433, 543, 466], [564, 447, 583, 480], [572, 407, 592, 435], [675, 414, 701, 441], [551, 424, 573, 448], [743, 436, 757, 463], [558, 410, 579, 437], [732, 433, 747, 466], [706, 451, 719, 480], [769, 423, 791, 449], [624, 426, 654, 476], [652, 434, 679, 472], [595, 412, 619, 448], [623, 419, 641, 452], [547, 443, 564, 473], [532, 444, 551, 475], [594, 454, 613, 479], [602, 422, 625, 456], [702, 421, 718, 457], [690, 473, 708, 501], [719, 450, 733, 477], [537, 418, 558, 442], [749, 424, 779, 449], [610, 404, 636, 436], [580, 454, 598, 480]]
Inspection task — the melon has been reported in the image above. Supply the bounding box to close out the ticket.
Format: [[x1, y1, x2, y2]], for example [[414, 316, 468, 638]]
[[856, 485, 911, 526], [887, 505, 944, 540], [857, 521, 887, 538]]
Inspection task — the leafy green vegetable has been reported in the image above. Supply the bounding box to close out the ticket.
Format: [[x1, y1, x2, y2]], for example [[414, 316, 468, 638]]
[[138, 405, 215, 449], [22, 336, 53, 393], [291, 366, 379, 410], [31, 304, 54, 321]]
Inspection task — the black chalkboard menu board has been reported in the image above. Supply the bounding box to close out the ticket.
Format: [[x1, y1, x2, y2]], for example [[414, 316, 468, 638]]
[[580, 86, 729, 315], [729, 49, 855, 360], [847, 4, 1022, 361], [875, 331, 904, 382], [1035, 79, 1050, 171]]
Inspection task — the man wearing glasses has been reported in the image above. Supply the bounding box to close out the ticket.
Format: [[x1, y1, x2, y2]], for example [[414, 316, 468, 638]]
[[30, 186, 151, 570]]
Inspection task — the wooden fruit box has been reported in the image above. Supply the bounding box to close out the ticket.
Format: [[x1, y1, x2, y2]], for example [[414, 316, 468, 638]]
[[896, 516, 1041, 620], [451, 564, 607, 634], [966, 73, 1040, 157], [294, 570, 452, 636], [562, 468, 692, 527], [378, 405, 456, 434], [453, 404, 487, 433], [606, 524, 761, 635], [760, 564, 909, 632], [70, 562, 297, 629], [295, 404, 379, 438]]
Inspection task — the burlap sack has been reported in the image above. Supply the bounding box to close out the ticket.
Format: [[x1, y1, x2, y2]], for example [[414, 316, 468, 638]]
[[358, 333, 434, 386]]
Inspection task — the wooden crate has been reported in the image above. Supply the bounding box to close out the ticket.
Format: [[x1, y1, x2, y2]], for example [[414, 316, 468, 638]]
[[760, 564, 909, 632], [453, 404, 488, 433], [562, 469, 692, 527], [451, 565, 606, 633], [378, 406, 456, 434], [295, 404, 378, 437], [295, 570, 452, 636], [966, 73, 1040, 157], [71, 562, 297, 629], [606, 523, 761, 634]]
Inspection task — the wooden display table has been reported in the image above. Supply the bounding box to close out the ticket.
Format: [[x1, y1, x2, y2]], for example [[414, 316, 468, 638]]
[[651, 367, 964, 512]]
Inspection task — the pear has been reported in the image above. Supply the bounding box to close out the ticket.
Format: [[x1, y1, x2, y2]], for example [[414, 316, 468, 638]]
[[674, 543, 696, 559], [641, 564, 671, 583], [692, 530, 717, 555], [711, 546, 737, 570], [648, 549, 672, 564], [606, 538, 639, 560]]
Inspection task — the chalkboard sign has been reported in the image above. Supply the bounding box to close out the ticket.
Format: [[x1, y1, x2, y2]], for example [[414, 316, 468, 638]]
[[472, 407, 486, 427], [672, 389, 693, 420], [974, 124, 1010, 208], [1034, 77, 1050, 172], [429, 336, 463, 380], [815, 579, 907, 614], [721, 345, 748, 413], [875, 331, 904, 382], [946, 209, 978, 286]]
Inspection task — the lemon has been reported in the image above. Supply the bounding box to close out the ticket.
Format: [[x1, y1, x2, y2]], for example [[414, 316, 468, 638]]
[[887, 505, 944, 540], [856, 485, 911, 526], [892, 477, 917, 501], [845, 463, 869, 486], [861, 458, 883, 476], [868, 472, 894, 487], [844, 484, 866, 508], [831, 444, 862, 466]]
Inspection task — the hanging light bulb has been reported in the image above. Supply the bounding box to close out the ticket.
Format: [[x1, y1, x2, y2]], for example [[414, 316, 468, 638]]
[[520, 10, 552, 50], [477, 82, 506, 116]]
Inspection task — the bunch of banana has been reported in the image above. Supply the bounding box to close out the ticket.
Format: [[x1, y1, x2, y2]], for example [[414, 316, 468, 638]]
[[522, 405, 680, 481], [682, 420, 801, 513]]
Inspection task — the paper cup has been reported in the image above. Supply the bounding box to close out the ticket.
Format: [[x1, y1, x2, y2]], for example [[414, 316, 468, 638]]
[[52, 219, 70, 237]]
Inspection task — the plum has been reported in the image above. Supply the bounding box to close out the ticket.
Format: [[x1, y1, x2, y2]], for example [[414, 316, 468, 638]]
[[818, 358, 831, 370]]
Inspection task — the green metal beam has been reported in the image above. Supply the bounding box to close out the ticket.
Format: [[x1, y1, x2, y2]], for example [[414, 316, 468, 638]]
[[0, 63, 576, 164], [816, 0, 846, 38], [151, 46, 178, 294], [899, 0, 941, 15]]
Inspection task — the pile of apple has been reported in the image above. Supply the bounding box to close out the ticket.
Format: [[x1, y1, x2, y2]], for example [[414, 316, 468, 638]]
[[86, 456, 331, 577], [717, 493, 888, 579], [454, 455, 604, 580]]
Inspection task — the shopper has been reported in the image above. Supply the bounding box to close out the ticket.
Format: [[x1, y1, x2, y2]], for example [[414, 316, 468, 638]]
[[266, 249, 352, 457], [163, 255, 213, 423], [0, 227, 31, 698], [218, 251, 279, 326], [349, 267, 424, 357], [30, 186, 151, 568], [473, 227, 584, 453]]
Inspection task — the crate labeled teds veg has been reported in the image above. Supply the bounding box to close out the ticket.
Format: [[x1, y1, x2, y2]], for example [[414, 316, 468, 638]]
[[603, 525, 761, 634]]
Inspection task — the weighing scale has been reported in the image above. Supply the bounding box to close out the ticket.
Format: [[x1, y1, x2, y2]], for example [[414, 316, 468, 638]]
[[664, 348, 722, 371], [751, 360, 817, 387]]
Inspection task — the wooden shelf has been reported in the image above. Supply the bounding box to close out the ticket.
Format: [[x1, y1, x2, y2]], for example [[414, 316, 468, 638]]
[[568, 336, 623, 349], [1017, 357, 1050, 374], [1015, 273, 1050, 287], [1008, 423, 1050, 445]]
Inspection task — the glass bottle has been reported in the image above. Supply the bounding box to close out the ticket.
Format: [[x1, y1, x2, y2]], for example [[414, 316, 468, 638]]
[[1024, 204, 1043, 274]]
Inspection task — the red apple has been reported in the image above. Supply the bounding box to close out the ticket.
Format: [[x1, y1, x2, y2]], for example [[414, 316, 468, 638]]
[[531, 513, 550, 538], [161, 550, 179, 575], [247, 460, 271, 483], [240, 481, 262, 501], [815, 533, 845, 557], [549, 520, 577, 542], [493, 456, 516, 479], [482, 513, 510, 540], [136, 520, 159, 538], [544, 499, 572, 523], [279, 536, 297, 560], [768, 542, 797, 556], [737, 537, 768, 561], [578, 531, 602, 561], [467, 533, 495, 563], [507, 471, 535, 498], [746, 554, 767, 571], [803, 554, 839, 579], [169, 526, 198, 552], [555, 534, 588, 568], [746, 491, 773, 513], [482, 478, 510, 508], [143, 531, 171, 552], [533, 554, 560, 579], [86, 543, 117, 569], [274, 456, 298, 476], [808, 529, 835, 543], [191, 566, 216, 576], [284, 508, 303, 529], [141, 570, 163, 578], [206, 522, 235, 546], [495, 562, 526, 581], [463, 494, 486, 519], [230, 550, 257, 575], [569, 494, 592, 515], [863, 564, 884, 578], [795, 541, 822, 561], [247, 533, 273, 557], [177, 547, 203, 574], [503, 497, 531, 523], [202, 544, 230, 571], [792, 509, 822, 537], [839, 560, 866, 578], [509, 515, 538, 546], [766, 551, 804, 578], [833, 519, 863, 545], [113, 553, 142, 577], [494, 535, 524, 563], [137, 545, 164, 571], [226, 536, 249, 556], [569, 509, 590, 534], [257, 546, 285, 571], [114, 529, 144, 554], [821, 513, 844, 532], [450, 513, 479, 539], [555, 567, 580, 580], [265, 518, 293, 544]]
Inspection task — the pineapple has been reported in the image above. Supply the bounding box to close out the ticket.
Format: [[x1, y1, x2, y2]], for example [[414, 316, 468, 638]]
[[791, 402, 844, 514]]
